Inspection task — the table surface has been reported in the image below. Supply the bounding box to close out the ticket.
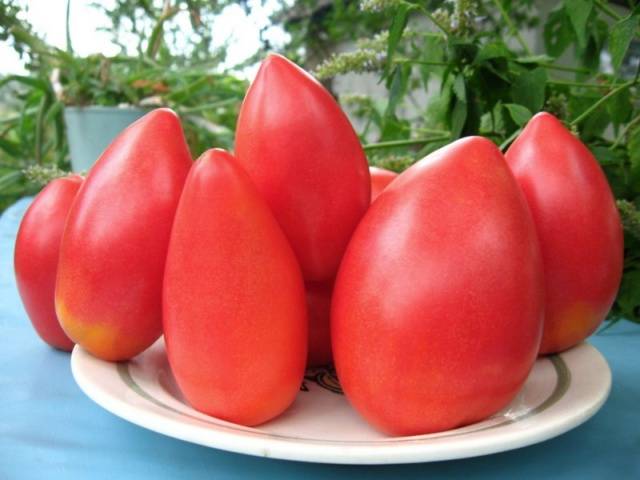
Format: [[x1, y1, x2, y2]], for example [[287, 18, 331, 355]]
[[1, 197, 639, 480]]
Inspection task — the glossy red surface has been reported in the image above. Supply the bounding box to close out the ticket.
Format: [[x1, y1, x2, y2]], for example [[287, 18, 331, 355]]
[[332, 137, 544, 435], [15, 175, 83, 351], [163, 149, 307, 426], [56, 109, 192, 361], [506, 112, 623, 354], [236, 54, 370, 281]]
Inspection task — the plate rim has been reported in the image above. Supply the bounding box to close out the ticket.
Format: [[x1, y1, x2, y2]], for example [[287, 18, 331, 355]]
[[70, 342, 611, 464]]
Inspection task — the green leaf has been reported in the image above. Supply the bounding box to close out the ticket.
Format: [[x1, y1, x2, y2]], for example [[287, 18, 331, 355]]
[[592, 146, 627, 199], [563, 0, 593, 47], [511, 67, 547, 113], [475, 42, 512, 63], [453, 75, 466, 103], [0, 138, 22, 157], [607, 87, 632, 127], [504, 103, 533, 126], [543, 6, 573, 58], [0, 171, 23, 193], [610, 14, 639, 73], [424, 78, 453, 130], [0, 74, 49, 91], [629, 126, 640, 177], [386, 4, 410, 74], [450, 98, 467, 138], [615, 269, 640, 319], [568, 93, 609, 139], [514, 54, 555, 65], [385, 64, 410, 118], [582, 18, 609, 71]]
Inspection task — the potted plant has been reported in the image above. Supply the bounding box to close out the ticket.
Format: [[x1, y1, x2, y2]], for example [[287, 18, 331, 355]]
[[0, 0, 247, 208]]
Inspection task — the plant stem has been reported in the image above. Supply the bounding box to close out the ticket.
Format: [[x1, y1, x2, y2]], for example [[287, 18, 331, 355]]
[[610, 113, 640, 150], [164, 76, 210, 101], [547, 79, 623, 88], [414, 127, 451, 135], [500, 128, 521, 151], [570, 79, 638, 127], [538, 63, 590, 74], [146, 0, 179, 60], [593, 0, 621, 21], [492, 0, 532, 55], [34, 96, 47, 165], [176, 98, 240, 113], [65, 0, 73, 53], [395, 58, 449, 67], [363, 136, 450, 151]]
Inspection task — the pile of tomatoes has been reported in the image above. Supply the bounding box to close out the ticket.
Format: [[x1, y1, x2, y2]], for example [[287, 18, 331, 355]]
[[14, 54, 622, 436]]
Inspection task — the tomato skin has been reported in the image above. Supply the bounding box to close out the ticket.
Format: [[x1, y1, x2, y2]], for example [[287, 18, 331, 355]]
[[56, 109, 192, 361], [163, 149, 307, 426], [332, 137, 544, 436], [369, 166, 397, 202], [14, 175, 83, 351], [306, 280, 333, 366], [505, 112, 623, 354], [235, 54, 370, 282]]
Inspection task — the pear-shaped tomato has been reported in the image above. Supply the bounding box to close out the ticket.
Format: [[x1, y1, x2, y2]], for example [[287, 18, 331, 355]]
[[505, 112, 623, 354], [235, 54, 370, 281], [163, 149, 307, 426], [14, 175, 83, 351], [369, 166, 397, 202], [332, 137, 544, 436], [56, 109, 192, 361], [306, 280, 333, 366]]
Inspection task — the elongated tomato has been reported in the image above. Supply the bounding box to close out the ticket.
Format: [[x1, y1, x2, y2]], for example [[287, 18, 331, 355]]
[[332, 137, 544, 436], [56, 109, 192, 361], [369, 166, 397, 202], [163, 149, 307, 426], [235, 54, 370, 281], [14, 175, 83, 351], [506, 112, 623, 354]]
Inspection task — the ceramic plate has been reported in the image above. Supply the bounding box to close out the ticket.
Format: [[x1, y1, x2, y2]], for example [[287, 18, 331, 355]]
[[71, 339, 611, 464]]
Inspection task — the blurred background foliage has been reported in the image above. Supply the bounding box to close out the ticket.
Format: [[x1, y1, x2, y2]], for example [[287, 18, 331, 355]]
[[0, 0, 247, 210], [1, 0, 639, 324]]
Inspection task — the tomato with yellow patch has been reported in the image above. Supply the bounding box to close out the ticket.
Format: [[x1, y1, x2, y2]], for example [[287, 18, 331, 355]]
[[505, 112, 623, 354], [56, 109, 192, 361]]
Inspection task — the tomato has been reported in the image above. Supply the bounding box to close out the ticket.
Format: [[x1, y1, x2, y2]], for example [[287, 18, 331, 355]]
[[369, 166, 397, 202], [56, 109, 192, 361], [505, 112, 623, 354], [163, 149, 307, 426], [14, 175, 83, 351], [332, 137, 544, 436], [306, 280, 333, 366], [235, 54, 370, 281]]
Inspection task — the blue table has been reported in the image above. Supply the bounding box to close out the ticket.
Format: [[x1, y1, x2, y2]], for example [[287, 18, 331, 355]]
[[1, 197, 639, 479]]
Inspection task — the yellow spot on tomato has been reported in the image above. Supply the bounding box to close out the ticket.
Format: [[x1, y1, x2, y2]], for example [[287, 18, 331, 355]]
[[56, 299, 126, 361], [541, 302, 597, 354]]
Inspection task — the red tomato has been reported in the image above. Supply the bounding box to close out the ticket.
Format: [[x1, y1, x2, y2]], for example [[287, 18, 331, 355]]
[[163, 149, 307, 426], [235, 54, 370, 281], [332, 137, 544, 436], [505, 112, 623, 354], [56, 109, 192, 361], [369, 166, 397, 202], [14, 175, 83, 351], [306, 280, 333, 366]]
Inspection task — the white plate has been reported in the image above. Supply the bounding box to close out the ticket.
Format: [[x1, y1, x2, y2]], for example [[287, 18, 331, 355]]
[[71, 339, 611, 464]]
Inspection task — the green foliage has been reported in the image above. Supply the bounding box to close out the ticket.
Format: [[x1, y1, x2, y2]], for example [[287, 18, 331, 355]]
[[610, 12, 639, 73], [289, 0, 640, 325], [0, 0, 247, 210]]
